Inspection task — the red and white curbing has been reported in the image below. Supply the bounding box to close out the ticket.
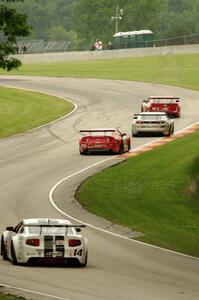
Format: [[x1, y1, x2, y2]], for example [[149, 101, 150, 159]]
[[123, 122, 199, 158]]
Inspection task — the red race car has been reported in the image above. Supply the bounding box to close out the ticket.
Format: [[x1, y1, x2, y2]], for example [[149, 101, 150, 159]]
[[79, 128, 131, 155], [141, 96, 181, 117]]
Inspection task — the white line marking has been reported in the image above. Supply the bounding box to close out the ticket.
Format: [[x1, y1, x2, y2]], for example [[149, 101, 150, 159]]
[[0, 283, 71, 300], [49, 121, 199, 260]]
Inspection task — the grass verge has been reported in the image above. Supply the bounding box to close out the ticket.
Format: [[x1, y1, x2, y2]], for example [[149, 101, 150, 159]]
[[0, 293, 25, 300], [1, 54, 199, 91], [76, 130, 199, 257], [0, 87, 74, 137]]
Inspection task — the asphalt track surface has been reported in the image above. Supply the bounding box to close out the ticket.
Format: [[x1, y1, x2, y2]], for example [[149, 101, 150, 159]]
[[0, 76, 199, 300]]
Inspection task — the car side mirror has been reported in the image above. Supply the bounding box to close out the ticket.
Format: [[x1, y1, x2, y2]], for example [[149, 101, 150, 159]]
[[6, 226, 14, 231], [122, 133, 126, 136], [76, 228, 81, 233], [142, 100, 147, 103]]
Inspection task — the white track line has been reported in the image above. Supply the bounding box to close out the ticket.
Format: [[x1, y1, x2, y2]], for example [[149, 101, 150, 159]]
[[49, 121, 199, 260]]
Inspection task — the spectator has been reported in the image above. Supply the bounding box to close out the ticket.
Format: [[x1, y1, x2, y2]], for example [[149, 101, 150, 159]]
[[22, 45, 27, 53], [95, 39, 103, 50], [90, 43, 95, 51], [107, 41, 113, 50]]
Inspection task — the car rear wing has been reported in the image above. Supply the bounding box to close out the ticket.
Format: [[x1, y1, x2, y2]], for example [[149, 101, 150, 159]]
[[23, 224, 86, 234], [151, 99, 180, 104], [80, 129, 115, 133], [23, 224, 86, 228]]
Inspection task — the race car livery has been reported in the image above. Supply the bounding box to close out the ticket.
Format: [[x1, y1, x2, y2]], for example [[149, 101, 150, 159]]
[[141, 96, 181, 117], [79, 128, 131, 154], [1, 218, 88, 266], [132, 112, 174, 137]]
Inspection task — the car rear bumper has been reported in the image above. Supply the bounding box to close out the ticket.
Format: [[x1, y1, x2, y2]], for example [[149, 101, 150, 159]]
[[27, 257, 80, 265], [80, 144, 116, 153]]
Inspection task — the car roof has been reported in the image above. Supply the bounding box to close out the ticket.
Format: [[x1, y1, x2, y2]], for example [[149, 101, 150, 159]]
[[149, 96, 180, 99], [23, 218, 72, 226]]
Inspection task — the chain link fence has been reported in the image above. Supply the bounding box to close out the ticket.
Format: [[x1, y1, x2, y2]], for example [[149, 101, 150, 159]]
[[112, 33, 199, 50], [16, 33, 199, 53], [16, 40, 71, 54]]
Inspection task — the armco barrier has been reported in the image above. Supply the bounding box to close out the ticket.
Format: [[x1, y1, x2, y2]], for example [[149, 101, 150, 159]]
[[14, 44, 199, 64]]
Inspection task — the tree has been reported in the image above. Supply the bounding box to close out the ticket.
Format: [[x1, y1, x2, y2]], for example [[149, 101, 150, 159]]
[[159, 0, 197, 38], [0, 0, 31, 70], [73, 0, 116, 49], [118, 0, 164, 35], [72, 0, 164, 49]]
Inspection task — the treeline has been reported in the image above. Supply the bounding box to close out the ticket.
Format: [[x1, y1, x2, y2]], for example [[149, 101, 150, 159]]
[[10, 0, 199, 50]]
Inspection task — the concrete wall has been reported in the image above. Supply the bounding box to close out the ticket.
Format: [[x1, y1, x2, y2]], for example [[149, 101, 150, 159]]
[[14, 44, 199, 64]]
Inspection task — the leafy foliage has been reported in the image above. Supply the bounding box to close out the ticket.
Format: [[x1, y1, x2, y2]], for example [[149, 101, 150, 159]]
[[0, 0, 31, 70], [2, 0, 199, 52]]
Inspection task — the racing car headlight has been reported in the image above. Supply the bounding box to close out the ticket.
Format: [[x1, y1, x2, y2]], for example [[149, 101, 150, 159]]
[[26, 239, 40, 246], [68, 239, 81, 247]]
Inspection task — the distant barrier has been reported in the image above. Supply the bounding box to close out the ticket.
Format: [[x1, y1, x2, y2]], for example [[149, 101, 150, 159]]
[[16, 40, 71, 54], [14, 44, 199, 64]]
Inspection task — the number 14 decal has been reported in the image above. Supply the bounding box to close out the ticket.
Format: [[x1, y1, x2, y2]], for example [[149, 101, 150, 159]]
[[74, 249, 83, 256]]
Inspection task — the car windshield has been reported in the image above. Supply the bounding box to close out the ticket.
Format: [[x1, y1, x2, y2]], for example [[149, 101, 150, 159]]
[[28, 226, 73, 235]]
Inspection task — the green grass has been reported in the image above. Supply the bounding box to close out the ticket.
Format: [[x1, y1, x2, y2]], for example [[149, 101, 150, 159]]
[[76, 131, 199, 257], [1, 53, 199, 90], [0, 293, 25, 300], [0, 87, 74, 137]]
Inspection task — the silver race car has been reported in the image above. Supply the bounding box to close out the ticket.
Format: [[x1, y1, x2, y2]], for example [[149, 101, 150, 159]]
[[1, 218, 88, 266], [132, 112, 174, 137]]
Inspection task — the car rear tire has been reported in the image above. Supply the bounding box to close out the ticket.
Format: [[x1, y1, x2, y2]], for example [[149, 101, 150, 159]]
[[80, 149, 88, 155], [1, 237, 8, 261], [128, 140, 131, 152], [11, 242, 18, 265], [164, 129, 171, 136], [119, 143, 124, 154], [132, 132, 138, 137], [79, 252, 88, 267]]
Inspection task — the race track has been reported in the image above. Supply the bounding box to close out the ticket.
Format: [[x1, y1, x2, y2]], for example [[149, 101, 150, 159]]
[[0, 75, 199, 300]]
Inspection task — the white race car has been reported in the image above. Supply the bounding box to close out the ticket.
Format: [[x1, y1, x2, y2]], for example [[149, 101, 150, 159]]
[[1, 218, 88, 266], [132, 112, 174, 137]]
